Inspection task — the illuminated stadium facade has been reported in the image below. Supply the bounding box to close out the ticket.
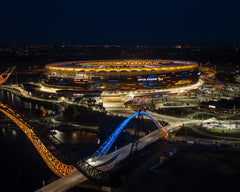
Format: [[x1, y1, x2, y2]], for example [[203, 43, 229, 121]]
[[41, 60, 199, 95]]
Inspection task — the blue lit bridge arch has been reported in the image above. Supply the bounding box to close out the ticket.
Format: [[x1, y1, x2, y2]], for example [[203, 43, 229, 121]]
[[93, 111, 169, 158]]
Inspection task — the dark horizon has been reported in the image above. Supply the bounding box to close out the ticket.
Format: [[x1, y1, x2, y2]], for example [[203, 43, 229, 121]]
[[0, 40, 240, 47], [1, 0, 240, 45]]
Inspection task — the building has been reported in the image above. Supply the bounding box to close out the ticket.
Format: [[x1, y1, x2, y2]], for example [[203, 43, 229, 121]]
[[197, 98, 240, 115], [41, 60, 199, 97]]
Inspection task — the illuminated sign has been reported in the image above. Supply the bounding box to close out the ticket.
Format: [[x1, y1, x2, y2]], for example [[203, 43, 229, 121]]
[[175, 79, 191, 85], [138, 78, 157, 81], [209, 105, 216, 109]]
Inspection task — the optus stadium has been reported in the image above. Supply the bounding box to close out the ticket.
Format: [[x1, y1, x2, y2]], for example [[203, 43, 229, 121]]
[[41, 60, 199, 96]]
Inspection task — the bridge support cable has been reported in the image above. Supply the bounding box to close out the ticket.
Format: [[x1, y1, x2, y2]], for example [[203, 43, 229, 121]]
[[92, 112, 138, 158], [130, 109, 141, 154], [93, 111, 169, 158]]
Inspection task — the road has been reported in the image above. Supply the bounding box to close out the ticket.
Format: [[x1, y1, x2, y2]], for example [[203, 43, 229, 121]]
[[105, 106, 216, 131]]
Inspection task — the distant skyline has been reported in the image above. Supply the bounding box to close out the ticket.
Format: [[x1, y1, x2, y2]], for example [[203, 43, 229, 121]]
[[1, 0, 240, 44]]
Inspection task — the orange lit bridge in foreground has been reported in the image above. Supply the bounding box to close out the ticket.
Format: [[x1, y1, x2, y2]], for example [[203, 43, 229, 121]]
[[0, 66, 15, 85], [0, 102, 169, 189], [0, 102, 76, 177]]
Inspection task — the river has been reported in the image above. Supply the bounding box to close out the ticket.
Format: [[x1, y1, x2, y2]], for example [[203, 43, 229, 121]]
[[0, 126, 55, 191]]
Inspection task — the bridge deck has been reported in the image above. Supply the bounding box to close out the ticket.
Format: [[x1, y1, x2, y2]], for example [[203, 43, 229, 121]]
[[35, 170, 87, 192]]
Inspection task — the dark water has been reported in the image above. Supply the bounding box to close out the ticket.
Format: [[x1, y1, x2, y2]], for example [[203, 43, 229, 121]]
[[0, 89, 59, 118], [0, 90, 57, 191], [0, 126, 56, 192]]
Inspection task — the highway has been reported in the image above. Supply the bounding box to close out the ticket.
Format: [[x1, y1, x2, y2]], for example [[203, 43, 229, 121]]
[[105, 106, 216, 131]]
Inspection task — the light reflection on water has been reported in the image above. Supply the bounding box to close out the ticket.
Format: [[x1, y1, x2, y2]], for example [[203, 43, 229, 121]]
[[1, 127, 18, 137], [0, 127, 55, 191], [0, 90, 57, 118], [0, 89, 100, 155], [12, 129, 17, 136], [53, 130, 98, 145], [2, 128, 6, 135]]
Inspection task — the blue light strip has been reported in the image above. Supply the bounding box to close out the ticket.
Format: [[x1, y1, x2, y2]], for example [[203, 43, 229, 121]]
[[92, 111, 168, 158], [93, 112, 138, 158]]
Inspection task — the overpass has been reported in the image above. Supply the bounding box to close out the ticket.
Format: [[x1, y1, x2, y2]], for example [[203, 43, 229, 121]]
[[0, 102, 168, 191]]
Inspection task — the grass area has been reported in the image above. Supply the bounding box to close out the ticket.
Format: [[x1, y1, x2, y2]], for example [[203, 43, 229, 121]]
[[227, 114, 240, 120], [175, 126, 214, 139], [176, 125, 240, 139], [206, 128, 240, 138], [192, 111, 240, 121], [209, 128, 240, 134], [192, 113, 219, 120], [155, 107, 196, 118]]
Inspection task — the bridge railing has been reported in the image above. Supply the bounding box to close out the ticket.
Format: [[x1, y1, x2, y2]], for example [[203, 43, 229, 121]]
[[75, 159, 111, 185]]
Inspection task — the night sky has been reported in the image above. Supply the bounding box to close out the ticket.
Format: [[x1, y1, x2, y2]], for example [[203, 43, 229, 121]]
[[0, 0, 239, 44]]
